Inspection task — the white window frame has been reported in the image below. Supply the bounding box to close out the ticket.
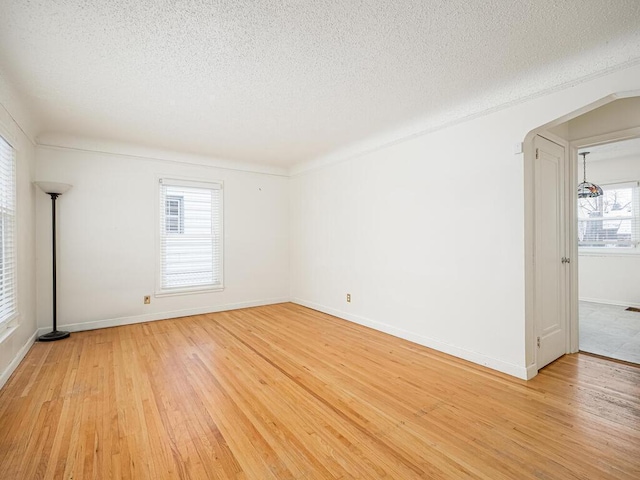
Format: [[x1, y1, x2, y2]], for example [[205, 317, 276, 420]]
[[0, 134, 18, 333], [578, 181, 640, 255], [156, 177, 224, 296]]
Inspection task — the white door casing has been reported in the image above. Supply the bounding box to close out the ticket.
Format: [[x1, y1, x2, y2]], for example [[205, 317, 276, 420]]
[[533, 135, 569, 369]]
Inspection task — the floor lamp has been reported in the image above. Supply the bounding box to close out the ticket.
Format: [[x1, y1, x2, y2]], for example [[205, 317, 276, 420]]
[[35, 181, 72, 342]]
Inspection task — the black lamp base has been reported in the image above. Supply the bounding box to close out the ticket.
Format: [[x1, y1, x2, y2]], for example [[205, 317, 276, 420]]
[[38, 330, 71, 342]]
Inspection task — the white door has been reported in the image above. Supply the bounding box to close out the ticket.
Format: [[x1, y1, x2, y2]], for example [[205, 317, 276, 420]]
[[534, 135, 568, 369]]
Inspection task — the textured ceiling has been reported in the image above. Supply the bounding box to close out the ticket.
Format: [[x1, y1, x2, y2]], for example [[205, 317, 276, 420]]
[[1, 1, 640, 168]]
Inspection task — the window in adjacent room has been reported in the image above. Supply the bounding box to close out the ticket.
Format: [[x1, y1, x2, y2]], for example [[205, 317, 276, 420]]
[[158, 178, 223, 294], [0, 135, 17, 329], [578, 182, 640, 250], [165, 195, 184, 234]]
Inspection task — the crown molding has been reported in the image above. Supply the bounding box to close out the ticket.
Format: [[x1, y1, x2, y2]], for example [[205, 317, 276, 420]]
[[289, 58, 640, 177], [36, 133, 289, 177]]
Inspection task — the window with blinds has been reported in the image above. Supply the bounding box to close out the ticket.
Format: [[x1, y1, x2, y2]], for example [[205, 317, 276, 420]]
[[578, 182, 640, 249], [158, 178, 223, 294], [0, 135, 17, 327]]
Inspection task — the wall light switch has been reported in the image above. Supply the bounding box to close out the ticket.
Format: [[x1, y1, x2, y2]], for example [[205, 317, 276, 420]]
[[513, 142, 523, 155]]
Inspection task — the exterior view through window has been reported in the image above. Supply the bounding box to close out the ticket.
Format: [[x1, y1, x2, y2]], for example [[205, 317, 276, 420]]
[[578, 183, 639, 249]]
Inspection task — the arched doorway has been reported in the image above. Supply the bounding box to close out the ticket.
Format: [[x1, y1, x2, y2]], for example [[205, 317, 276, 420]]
[[524, 94, 640, 375]]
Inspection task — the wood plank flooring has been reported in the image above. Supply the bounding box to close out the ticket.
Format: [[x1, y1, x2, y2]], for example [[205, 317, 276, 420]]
[[1, 303, 639, 479]]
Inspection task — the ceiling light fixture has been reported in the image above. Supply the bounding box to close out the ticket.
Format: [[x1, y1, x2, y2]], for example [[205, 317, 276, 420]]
[[577, 151, 602, 198]]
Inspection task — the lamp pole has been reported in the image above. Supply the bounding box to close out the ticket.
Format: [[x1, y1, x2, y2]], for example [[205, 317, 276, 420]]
[[35, 182, 72, 342]]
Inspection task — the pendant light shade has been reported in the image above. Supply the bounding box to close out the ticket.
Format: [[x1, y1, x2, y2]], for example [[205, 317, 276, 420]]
[[577, 152, 603, 198]]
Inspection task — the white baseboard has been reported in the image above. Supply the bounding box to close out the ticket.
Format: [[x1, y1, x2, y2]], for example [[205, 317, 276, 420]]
[[37, 297, 291, 336], [292, 298, 529, 380], [0, 330, 37, 390], [579, 297, 640, 309], [525, 363, 539, 380]]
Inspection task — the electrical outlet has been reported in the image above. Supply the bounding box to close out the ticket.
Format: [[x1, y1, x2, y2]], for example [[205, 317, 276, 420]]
[[144, 295, 151, 304], [346, 293, 351, 303]]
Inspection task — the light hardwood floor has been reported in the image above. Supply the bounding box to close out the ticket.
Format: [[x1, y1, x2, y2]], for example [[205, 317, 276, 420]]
[[1, 303, 639, 479]]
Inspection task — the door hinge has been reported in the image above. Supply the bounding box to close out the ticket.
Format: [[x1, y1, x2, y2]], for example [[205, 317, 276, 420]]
[[535, 148, 539, 159], [561, 257, 571, 264], [537, 336, 541, 348]]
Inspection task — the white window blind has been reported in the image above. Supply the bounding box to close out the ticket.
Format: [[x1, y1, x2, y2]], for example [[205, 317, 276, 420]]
[[0, 135, 17, 326], [578, 182, 640, 249], [158, 178, 223, 293]]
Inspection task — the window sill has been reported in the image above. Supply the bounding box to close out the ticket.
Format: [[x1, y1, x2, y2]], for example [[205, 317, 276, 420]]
[[0, 324, 19, 344], [155, 286, 224, 298], [579, 249, 639, 258]]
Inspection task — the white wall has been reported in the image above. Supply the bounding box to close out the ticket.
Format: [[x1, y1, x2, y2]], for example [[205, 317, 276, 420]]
[[579, 255, 640, 307], [578, 155, 640, 307], [35, 141, 290, 333], [291, 63, 640, 379], [0, 73, 38, 388]]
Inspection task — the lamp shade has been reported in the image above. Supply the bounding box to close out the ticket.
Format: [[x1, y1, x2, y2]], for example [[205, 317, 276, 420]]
[[578, 181, 604, 198], [34, 181, 73, 195]]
